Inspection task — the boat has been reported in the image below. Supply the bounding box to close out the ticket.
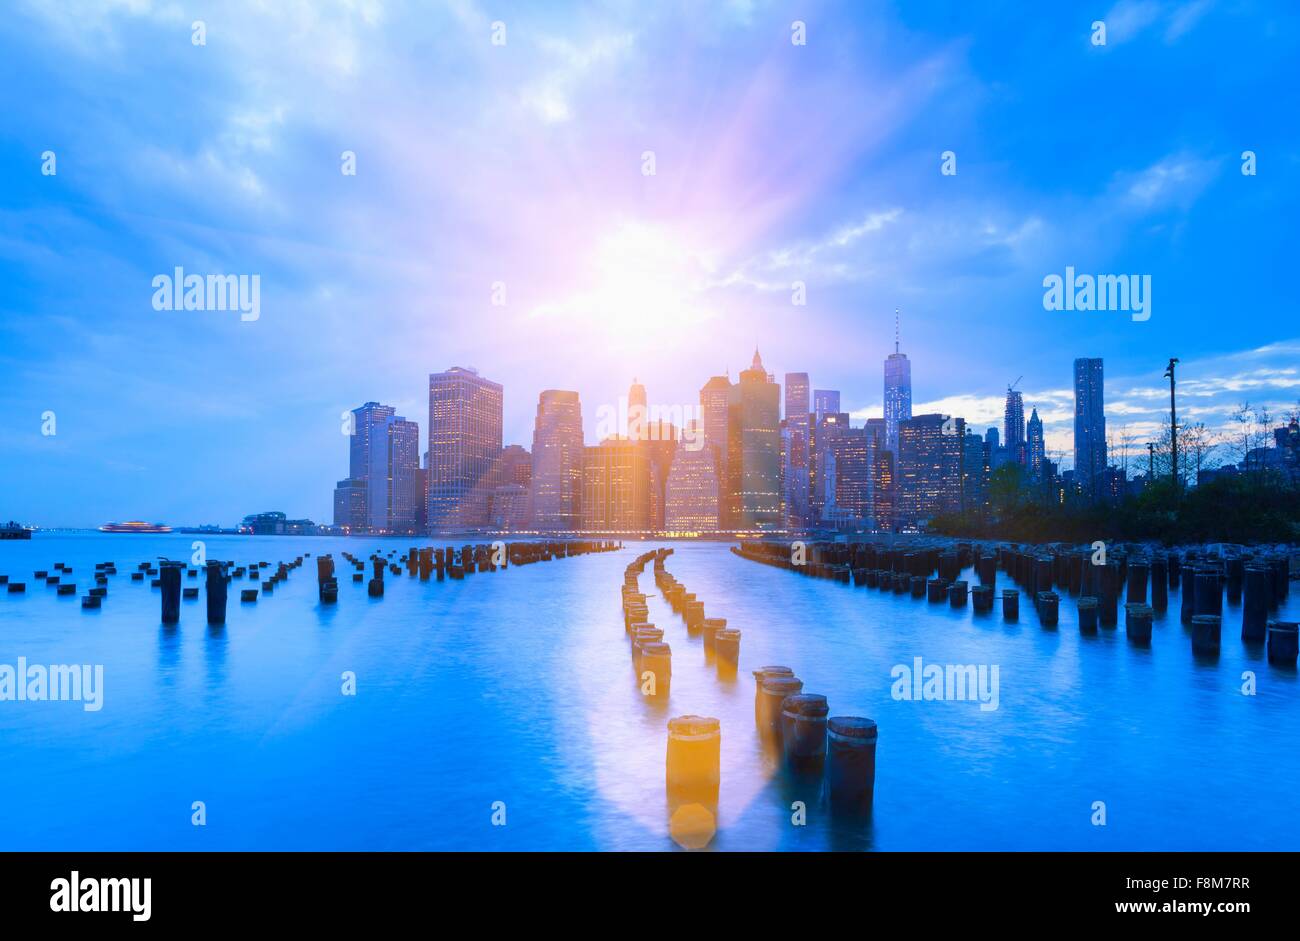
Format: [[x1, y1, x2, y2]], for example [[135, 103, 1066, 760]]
[[1, 521, 33, 540], [99, 521, 172, 534]]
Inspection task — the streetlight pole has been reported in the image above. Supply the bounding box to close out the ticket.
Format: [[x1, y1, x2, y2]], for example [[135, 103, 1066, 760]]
[[1148, 441, 1155, 484], [1164, 358, 1179, 496]]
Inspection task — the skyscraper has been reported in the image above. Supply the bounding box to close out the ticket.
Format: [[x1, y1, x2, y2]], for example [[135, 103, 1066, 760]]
[[488, 444, 531, 530], [1073, 357, 1107, 498], [813, 389, 840, 419], [1027, 407, 1045, 481], [332, 478, 366, 532], [864, 418, 893, 531], [428, 366, 503, 530], [582, 437, 650, 531], [726, 349, 782, 529], [962, 428, 989, 514], [783, 372, 811, 529], [386, 416, 422, 533], [627, 377, 648, 441], [348, 401, 394, 532], [897, 413, 965, 529], [531, 390, 584, 530], [664, 426, 720, 532], [883, 309, 912, 455], [700, 374, 731, 488], [810, 412, 871, 528], [333, 401, 420, 533], [1004, 388, 1026, 466]]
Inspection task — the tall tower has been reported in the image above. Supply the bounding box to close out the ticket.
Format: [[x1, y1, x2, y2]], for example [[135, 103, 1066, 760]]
[[386, 416, 421, 533], [1073, 357, 1106, 497], [726, 349, 782, 529], [427, 366, 504, 531], [883, 308, 912, 456], [1004, 388, 1026, 466], [334, 401, 419, 534], [627, 377, 648, 441], [783, 372, 811, 529], [351, 401, 395, 532], [700, 374, 732, 500], [531, 390, 584, 531], [813, 389, 841, 419], [1027, 407, 1045, 481]]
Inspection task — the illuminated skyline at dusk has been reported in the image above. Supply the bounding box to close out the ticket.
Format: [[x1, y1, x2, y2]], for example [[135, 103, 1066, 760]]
[[3, 1, 1298, 526]]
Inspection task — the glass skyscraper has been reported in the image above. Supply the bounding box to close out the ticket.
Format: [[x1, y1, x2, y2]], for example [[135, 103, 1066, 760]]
[[883, 316, 911, 455], [1004, 389, 1026, 467], [726, 350, 782, 529], [700, 374, 731, 498], [1073, 357, 1106, 498], [531, 389, 584, 530], [428, 367, 503, 531], [334, 401, 420, 533], [783, 372, 811, 529], [812, 388, 840, 419]]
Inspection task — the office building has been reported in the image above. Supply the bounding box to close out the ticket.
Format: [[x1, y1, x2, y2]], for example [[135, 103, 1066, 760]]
[[896, 413, 965, 528], [725, 350, 783, 529], [531, 390, 584, 530], [428, 367, 504, 530], [1073, 358, 1107, 498]]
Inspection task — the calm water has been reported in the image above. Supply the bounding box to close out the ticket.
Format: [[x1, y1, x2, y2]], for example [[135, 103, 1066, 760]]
[[1, 533, 1297, 851]]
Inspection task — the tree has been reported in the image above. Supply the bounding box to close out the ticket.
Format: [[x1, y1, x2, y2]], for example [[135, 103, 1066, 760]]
[[1232, 402, 1254, 473]]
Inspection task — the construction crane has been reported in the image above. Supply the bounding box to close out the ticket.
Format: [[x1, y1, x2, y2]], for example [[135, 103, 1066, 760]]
[[1008, 376, 1022, 395]]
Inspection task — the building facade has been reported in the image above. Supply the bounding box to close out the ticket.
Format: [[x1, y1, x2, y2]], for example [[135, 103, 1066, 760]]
[[427, 367, 503, 530], [783, 372, 811, 529], [726, 350, 782, 529], [664, 427, 720, 532], [884, 352, 912, 456], [1073, 357, 1107, 498], [582, 437, 651, 531], [896, 413, 965, 529], [531, 390, 584, 530]]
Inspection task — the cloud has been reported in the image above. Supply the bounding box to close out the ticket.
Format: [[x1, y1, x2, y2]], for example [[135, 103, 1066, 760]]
[[1101, 0, 1214, 46], [1111, 152, 1220, 212]]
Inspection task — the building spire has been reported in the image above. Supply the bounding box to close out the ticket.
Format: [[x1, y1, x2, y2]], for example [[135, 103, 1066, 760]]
[[894, 307, 900, 354]]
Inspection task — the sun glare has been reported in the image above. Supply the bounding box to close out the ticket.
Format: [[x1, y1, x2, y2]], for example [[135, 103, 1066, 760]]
[[533, 221, 718, 342]]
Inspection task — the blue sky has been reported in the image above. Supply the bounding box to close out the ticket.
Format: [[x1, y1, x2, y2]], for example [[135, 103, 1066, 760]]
[[2, 0, 1297, 526]]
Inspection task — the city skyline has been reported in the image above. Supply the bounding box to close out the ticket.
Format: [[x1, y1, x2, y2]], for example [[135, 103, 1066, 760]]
[[3, 2, 1299, 526]]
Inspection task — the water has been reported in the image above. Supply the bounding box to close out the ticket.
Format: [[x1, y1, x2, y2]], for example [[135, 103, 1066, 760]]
[[1, 533, 1297, 851]]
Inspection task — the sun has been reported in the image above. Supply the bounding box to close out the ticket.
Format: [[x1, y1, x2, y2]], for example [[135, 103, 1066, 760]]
[[532, 220, 719, 343]]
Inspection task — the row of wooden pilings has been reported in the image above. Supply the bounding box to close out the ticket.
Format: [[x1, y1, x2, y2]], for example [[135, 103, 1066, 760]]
[[621, 547, 878, 850], [314, 540, 621, 603], [0, 556, 307, 621], [729, 539, 1298, 665], [1, 540, 622, 626]]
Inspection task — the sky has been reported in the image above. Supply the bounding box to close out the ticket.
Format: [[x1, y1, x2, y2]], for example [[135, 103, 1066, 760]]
[[1, 0, 1298, 527]]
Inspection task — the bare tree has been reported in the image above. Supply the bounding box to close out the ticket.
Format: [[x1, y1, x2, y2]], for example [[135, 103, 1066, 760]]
[[1232, 402, 1254, 473], [1181, 421, 1221, 484]]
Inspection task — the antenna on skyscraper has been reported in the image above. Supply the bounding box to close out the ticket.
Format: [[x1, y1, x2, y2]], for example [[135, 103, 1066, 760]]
[[894, 308, 900, 354]]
